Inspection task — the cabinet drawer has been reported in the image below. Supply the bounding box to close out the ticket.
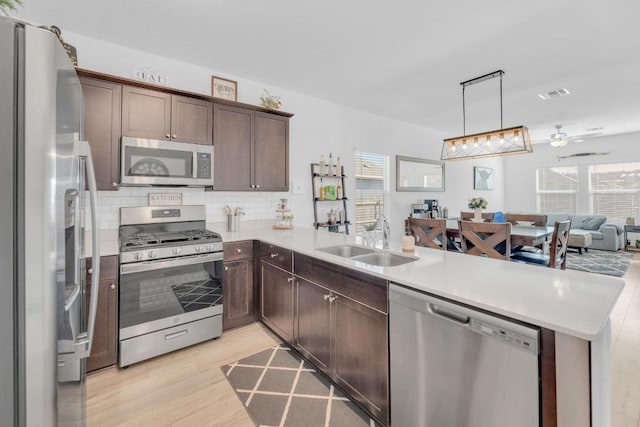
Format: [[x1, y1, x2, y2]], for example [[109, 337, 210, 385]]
[[224, 240, 254, 261], [294, 253, 388, 313], [87, 255, 118, 281], [259, 243, 292, 272]]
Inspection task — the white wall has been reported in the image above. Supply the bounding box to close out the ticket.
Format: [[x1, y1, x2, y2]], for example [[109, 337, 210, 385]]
[[504, 132, 640, 215], [67, 31, 508, 240]]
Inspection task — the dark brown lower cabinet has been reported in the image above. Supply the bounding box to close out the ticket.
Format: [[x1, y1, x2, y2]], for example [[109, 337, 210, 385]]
[[332, 294, 388, 424], [86, 256, 118, 373], [260, 261, 294, 344], [223, 258, 255, 330], [292, 253, 389, 426], [294, 277, 389, 425], [294, 278, 331, 375]]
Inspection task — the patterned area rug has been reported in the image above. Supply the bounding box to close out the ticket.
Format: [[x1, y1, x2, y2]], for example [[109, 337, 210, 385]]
[[222, 345, 377, 427], [566, 249, 633, 277]]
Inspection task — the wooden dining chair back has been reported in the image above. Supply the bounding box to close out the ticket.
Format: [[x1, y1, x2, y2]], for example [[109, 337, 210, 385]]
[[511, 220, 572, 269], [460, 211, 495, 222], [408, 217, 447, 250], [505, 213, 548, 227], [548, 219, 572, 269], [458, 220, 511, 260]]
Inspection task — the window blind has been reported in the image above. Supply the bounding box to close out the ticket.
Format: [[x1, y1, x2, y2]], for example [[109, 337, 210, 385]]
[[536, 166, 578, 214], [589, 162, 640, 223], [355, 151, 387, 234]]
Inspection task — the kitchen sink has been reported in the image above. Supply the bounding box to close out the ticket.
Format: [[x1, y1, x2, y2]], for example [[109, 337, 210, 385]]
[[316, 244, 375, 258], [351, 252, 418, 267]]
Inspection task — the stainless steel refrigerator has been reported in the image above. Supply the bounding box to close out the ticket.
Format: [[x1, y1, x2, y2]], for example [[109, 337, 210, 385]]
[[1, 17, 101, 426]]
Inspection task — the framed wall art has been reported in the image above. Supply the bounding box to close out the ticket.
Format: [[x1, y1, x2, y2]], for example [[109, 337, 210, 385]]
[[473, 166, 494, 190], [211, 75, 238, 101]]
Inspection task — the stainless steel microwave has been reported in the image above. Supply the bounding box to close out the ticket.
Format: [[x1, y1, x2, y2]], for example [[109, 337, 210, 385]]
[[120, 137, 214, 186]]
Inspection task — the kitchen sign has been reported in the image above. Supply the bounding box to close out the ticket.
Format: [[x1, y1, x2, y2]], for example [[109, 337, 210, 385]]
[[148, 193, 182, 206], [134, 67, 168, 85]]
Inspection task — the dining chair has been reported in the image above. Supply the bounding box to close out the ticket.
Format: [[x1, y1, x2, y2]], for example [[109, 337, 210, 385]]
[[505, 213, 548, 227], [408, 217, 447, 250], [511, 220, 572, 269], [460, 211, 495, 222], [458, 220, 511, 260]]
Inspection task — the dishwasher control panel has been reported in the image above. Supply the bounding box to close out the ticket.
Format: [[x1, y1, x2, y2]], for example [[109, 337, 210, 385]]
[[471, 319, 538, 355]]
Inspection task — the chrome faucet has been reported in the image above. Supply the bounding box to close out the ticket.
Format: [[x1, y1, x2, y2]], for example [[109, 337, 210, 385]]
[[374, 201, 390, 249]]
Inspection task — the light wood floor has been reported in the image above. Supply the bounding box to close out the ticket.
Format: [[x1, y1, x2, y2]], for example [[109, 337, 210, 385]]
[[87, 322, 279, 426], [611, 253, 640, 427], [88, 254, 640, 427]]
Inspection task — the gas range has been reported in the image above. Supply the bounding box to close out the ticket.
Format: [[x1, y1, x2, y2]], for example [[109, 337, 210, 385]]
[[117, 205, 224, 367], [119, 205, 222, 264]]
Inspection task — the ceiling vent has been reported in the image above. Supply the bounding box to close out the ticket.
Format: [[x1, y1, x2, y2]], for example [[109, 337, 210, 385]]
[[538, 88, 571, 100]]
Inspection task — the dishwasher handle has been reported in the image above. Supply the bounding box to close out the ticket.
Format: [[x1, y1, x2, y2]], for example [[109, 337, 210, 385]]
[[428, 304, 470, 325]]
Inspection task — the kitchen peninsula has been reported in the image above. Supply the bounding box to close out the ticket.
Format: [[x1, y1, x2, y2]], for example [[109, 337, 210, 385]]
[[90, 220, 623, 426]]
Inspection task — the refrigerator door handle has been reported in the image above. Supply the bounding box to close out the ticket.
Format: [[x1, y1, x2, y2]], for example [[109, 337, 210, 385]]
[[74, 141, 100, 359]]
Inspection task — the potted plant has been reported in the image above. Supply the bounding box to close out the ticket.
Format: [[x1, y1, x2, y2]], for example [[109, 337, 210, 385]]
[[467, 197, 488, 221], [636, 239, 640, 249]]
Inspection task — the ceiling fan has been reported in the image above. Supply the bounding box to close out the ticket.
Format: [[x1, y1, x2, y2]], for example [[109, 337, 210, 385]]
[[536, 125, 604, 147]]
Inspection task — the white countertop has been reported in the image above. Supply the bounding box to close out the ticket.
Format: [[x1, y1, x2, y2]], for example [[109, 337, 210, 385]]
[[88, 220, 624, 340], [208, 220, 624, 341]]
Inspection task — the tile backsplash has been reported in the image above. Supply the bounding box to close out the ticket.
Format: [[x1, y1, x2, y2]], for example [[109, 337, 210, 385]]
[[87, 187, 283, 229]]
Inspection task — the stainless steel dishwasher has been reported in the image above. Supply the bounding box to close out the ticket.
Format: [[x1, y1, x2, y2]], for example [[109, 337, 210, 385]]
[[389, 284, 540, 427]]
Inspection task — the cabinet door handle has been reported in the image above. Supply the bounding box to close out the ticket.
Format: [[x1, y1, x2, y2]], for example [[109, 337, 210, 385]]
[[112, 182, 118, 188], [329, 295, 337, 303], [88, 268, 92, 274], [172, 134, 177, 139], [236, 248, 242, 253], [165, 133, 170, 139], [110, 283, 115, 290], [224, 266, 229, 271], [287, 277, 293, 283], [323, 294, 330, 301], [255, 184, 260, 189], [250, 184, 255, 189], [270, 253, 279, 258]]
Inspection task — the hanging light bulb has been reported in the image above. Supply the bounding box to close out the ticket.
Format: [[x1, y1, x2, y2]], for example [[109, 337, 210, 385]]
[[473, 137, 479, 148], [486, 135, 492, 146], [451, 142, 457, 152], [514, 130, 520, 142], [499, 133, 505, 144], [462, 139, 467, 150]]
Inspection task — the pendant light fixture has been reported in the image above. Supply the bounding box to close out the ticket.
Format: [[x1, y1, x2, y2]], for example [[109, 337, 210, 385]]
[[441, 70, 533, 160]]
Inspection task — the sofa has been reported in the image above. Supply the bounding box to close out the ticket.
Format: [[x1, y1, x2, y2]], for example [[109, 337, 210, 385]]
[[546, 214, 624, 251]]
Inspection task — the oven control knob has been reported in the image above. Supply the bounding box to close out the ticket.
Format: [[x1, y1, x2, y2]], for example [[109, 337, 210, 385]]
[[206, 244, 213, 251], [173, 247, 181, 255], [134, 252, 143, 260], [148, 250, 156, 258], [195, 245, 201, 253]]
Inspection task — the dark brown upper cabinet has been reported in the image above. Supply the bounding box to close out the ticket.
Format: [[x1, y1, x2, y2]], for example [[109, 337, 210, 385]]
[[122, 85, 212, 145], [80, 77, 122, 191], [213, 103, 289, 191]]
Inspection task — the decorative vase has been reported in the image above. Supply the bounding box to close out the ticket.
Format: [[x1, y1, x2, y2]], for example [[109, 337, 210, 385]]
[[473, 207, 483, 222]]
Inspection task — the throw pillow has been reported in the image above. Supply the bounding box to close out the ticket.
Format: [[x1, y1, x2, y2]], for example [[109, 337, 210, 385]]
[[582, 217, 606, 231]]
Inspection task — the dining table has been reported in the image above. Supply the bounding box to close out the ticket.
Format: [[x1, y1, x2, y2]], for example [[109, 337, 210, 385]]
[[445, 219, 554, 251]]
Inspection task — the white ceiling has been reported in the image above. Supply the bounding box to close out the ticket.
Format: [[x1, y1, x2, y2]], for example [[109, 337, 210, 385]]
[[16, 0, 640, 142]]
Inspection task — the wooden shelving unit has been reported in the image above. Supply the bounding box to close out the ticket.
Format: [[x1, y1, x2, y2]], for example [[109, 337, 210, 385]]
[[311, 163, 350, 234]]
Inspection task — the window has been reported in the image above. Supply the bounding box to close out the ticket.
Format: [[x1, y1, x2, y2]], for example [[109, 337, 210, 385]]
[[536, 166, 578, 214], [354, 151, 388, 234], [589, 162, 640, 223]]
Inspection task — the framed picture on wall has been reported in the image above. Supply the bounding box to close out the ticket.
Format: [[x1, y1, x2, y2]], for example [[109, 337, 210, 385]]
[[474, 166, 494, 190], [211, 75, 238, 101]]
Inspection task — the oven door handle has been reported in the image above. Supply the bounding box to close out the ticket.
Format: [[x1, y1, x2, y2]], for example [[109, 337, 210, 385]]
[[120, 253, 223, 275]]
